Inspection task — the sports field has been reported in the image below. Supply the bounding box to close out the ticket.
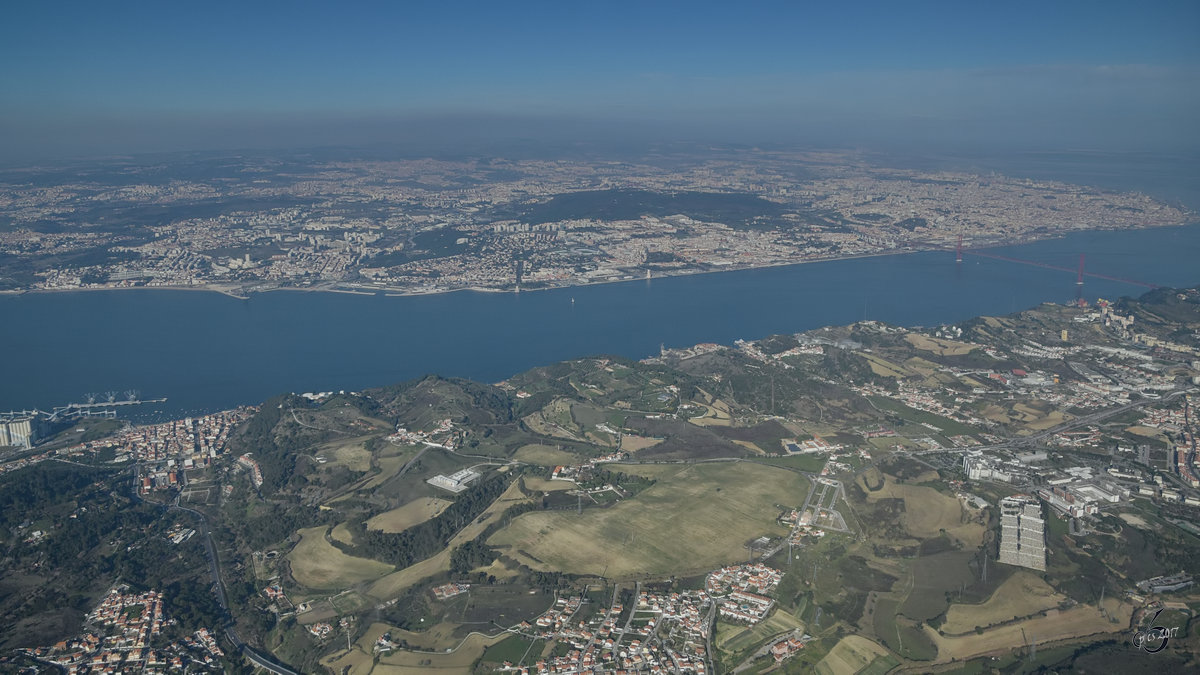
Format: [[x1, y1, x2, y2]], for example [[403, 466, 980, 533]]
[[366, 498, 453, 532], [942, 570, 1062, 634], [288, 526, 394, 591], [488, 462, 804, 578]]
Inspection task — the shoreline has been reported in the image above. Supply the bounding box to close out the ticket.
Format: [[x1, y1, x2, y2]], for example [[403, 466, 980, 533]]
[[2, 221, 1195, 302]]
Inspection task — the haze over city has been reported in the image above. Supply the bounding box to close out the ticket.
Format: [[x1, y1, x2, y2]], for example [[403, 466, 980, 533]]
[[3, 1, 1199, 161]]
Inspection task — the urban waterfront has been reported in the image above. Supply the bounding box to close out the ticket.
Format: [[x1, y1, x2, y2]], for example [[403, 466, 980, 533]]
[[2, 222, 1198, 420]]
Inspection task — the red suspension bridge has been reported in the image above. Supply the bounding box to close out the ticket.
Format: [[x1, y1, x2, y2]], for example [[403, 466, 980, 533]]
[[954, 234, 1160, 289]]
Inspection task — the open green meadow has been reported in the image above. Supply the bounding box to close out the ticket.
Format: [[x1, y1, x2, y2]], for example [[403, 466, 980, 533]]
[[489, 461, 805, 577]]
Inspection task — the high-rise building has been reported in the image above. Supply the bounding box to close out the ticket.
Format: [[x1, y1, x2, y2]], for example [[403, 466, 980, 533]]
[[998, 496, 1046, 571]]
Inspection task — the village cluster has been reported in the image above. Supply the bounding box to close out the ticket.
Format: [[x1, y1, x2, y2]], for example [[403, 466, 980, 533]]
[[21, 588, 225, 673], [496, 563, 800, 674], [388, 417, 459, 449]]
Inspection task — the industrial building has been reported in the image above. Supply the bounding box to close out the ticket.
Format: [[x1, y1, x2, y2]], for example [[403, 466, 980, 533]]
[[426, 468, 481, 493], [0, 413, 42, 450], [998, 496, 1046, 571]]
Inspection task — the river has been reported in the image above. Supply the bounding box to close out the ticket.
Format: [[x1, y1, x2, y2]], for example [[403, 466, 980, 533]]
[[2, 222, 1198, 420]]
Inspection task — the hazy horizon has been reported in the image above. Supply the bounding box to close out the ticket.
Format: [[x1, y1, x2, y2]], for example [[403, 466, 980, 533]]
[[3, 2, 1198, 162]]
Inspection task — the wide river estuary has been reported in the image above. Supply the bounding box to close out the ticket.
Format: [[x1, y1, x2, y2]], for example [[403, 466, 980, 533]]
[[2, 223, 1198, 419]]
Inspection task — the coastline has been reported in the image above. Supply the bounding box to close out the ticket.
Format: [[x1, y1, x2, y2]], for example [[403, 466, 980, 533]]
[[2, 220, 1195, 302]]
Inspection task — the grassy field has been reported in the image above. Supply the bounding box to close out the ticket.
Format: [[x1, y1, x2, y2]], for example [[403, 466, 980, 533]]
[[288, 526, 394, 591], [522, 477, 574, 492], [321, 622, 508, 674], [814, 635, 894, 675], [900, 551, 978, 622], [862, 352, 910, 378], [756, 454, 829, 472], [366, 498, 453, 532], [868, 397, 980, 439], [905, 333, 977, 356], [863, 475, 982, 545], [620, 434, 664, 451], [942, 570, 1062, 634], [367, 479, 535, 601], [924, 603, 1129, 663], [317, 435, 376, 472], [513, 444, 579, 466], [359, 449, 419, 491], [489, 462, 804, 578], [873, 597, 938, 661], [480, 635, 542, 666], [330, 522, 356, 545]]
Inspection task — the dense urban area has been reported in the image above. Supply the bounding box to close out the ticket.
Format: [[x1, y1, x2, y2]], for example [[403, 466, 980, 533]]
[[3, 279, 1200, 674], [0, 148, 1190, 296]]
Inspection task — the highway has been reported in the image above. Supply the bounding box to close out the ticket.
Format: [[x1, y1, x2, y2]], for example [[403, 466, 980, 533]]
[[170, 499, 302, 675], [909, 387, 1195, 457]]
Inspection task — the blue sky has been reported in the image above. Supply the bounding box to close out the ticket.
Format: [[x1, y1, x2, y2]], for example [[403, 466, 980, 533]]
[[2, 1, 1198, 158]]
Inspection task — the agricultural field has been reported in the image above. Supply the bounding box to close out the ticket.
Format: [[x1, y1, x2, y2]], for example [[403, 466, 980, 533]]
[[814, 635, 895, 675], [366, 498, 453, 532], [715, 608, 805, 664], [288, 526, 394, 591], [489, 462, 804, 577], [942, 570, 1063, 635]]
